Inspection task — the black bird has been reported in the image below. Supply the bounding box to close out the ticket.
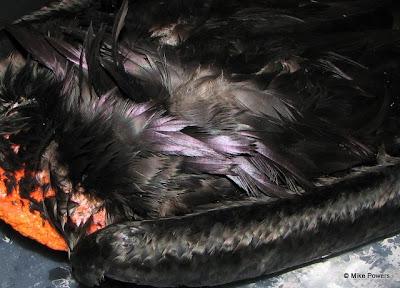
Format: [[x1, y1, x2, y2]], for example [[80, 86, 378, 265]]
[[1, 0, 400, 286]]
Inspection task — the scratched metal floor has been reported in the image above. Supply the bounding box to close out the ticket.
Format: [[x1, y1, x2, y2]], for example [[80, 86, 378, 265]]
[[1, 220, 399, 288]]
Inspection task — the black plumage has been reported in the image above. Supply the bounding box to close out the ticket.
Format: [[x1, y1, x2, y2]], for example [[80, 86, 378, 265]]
[[1, 0, 400, 286]]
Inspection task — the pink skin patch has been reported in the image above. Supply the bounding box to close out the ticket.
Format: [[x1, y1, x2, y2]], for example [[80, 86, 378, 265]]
[[70, 193, 107, 233]]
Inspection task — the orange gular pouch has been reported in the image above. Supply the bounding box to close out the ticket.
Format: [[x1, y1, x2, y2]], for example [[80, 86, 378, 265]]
[[0, 167, 68, 251], [0, 167, 107, 252]]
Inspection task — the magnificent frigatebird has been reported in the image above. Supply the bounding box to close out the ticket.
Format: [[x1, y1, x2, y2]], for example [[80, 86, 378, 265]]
[[0, 0, 399, 286]]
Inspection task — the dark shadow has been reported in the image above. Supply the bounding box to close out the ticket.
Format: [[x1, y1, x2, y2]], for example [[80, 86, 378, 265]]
[[0, 0, 52, 26]]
